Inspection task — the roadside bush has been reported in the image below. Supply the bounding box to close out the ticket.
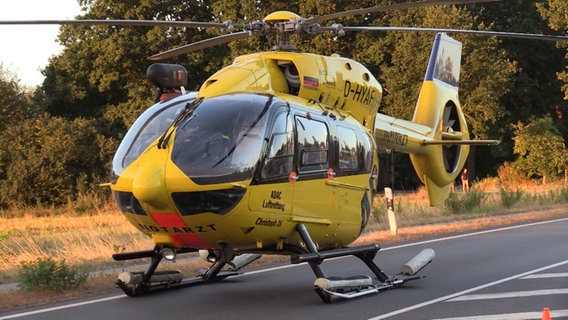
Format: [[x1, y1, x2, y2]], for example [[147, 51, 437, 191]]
[[0, 229, 11, 241], [444, 187, 485, 214], [498, 184, 524, 209], [497, 161, 525, 185], [371, 197, 387, 223], [560, 186, 568, 203], [17, 257, 88, 291], [539, 186, 568, 204]]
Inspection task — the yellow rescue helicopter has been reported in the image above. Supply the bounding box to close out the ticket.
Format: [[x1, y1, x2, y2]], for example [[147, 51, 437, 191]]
[[2, 0, 568, 303]]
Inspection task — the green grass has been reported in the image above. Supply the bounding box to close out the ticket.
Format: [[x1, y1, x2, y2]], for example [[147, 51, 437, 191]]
[[17, 257, 88, 291]]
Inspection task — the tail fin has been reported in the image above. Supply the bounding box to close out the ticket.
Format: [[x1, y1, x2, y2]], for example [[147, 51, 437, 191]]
[[410, 33, 468, 205], [375, 33, 497, 205]]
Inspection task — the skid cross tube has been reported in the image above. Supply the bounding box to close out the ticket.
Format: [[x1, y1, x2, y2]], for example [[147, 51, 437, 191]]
[[112, 249, 155, 261], [114, 245, 242, 297], [292, 244, 380, 263], [294, 224, 390, 282]]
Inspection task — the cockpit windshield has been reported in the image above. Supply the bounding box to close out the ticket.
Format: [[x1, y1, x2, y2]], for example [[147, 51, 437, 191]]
[[112, 93, 197, 177], [171, 94, 272, 185]]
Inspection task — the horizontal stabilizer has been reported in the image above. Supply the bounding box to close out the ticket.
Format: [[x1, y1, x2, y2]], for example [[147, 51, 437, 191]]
[[422, 139, 500, 146]]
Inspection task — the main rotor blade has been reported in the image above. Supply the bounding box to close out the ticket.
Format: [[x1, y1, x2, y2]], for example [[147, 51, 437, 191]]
[[333, 26, 568, 42], [148, 31, 251, 61], [303, 0, 503, 25], [0, 19, 245, 29]]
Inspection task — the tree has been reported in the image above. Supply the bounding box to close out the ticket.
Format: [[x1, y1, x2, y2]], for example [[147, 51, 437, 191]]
[[37, 0, 227, 130], [512, 115, 568, 184], [0, 65, 34, 197], [0, 64, 34, 131], [0, 114, 113, 207], [537, 0, 568, 101], [474, 0, 568, 170], [344, 3, 517, 141]]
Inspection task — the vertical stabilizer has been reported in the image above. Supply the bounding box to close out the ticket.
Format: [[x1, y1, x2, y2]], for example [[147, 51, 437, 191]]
[[411, 33, 469, 205], [424, 33, 462, 87]]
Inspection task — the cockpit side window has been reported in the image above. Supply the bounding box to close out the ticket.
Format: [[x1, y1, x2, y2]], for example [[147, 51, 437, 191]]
[[335, 125, 373, 175], [122, 104, 182, 167], [261, 111, 294, 180], [112, 96, 195, 177]]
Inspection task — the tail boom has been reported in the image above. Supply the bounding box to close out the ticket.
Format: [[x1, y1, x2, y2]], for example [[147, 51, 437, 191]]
[[374, 33, 494, 206]]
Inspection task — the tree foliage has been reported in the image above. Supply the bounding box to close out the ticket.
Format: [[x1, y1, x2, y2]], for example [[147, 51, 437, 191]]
[[0, 63, 114, 208], [367, 5, 516, 141], [0, 114, 113, 207], [0, 64, 34, 131], [512, 115, 568, 183], [37, 0, 226, 130], [536, 0, 568, 141]]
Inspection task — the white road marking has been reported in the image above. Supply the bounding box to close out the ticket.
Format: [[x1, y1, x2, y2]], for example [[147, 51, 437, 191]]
[[2, 217, 568, 319], [367, 259, 568, 320], [0, 295, 125, 320], [447, 288, 568, 301], [431, 309, 568, 320], [522, 272, 568, 279], [380, 217, 568, 252]]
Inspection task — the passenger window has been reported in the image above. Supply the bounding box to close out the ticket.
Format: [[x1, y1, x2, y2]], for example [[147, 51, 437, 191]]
[[337, 126, 358, 170], [296, 116, 328, 173], [262, 112, 294, 179], [360, 132, 373, 172]]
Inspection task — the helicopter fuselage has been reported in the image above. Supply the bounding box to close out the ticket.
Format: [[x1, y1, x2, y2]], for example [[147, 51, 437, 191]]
[[110, 51, 383, 253], [111, 92, 378, 253]]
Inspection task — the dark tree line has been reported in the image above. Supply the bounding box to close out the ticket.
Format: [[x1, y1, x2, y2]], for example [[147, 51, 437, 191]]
[[0, 0, 566, 207]]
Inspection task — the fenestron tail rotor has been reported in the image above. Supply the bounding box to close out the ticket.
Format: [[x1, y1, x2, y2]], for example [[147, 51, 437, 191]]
[[441, 104, 461, 173]]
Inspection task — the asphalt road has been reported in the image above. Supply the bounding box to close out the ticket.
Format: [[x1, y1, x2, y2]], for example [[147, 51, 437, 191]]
[[2, 217, 568, 320]]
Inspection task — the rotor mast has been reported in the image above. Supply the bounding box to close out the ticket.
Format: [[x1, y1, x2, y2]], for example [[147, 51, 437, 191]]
[[261, 11, 315, 52]]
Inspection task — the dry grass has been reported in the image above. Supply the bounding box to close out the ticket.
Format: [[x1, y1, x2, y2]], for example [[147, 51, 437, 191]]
[[356, 206, 568, 246], [0, 211, 153, 276]]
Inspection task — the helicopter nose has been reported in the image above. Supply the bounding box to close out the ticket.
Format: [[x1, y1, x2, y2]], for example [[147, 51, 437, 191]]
[[131, 148, 171, 210]]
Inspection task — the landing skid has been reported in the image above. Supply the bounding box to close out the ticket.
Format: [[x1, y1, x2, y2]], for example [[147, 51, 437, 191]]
[[314, 275, 422, 303], [115, 269, 240, 297], [293, 224, 434, 303], [111, 225, 434, 302], [113, 246, 256, 297]]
